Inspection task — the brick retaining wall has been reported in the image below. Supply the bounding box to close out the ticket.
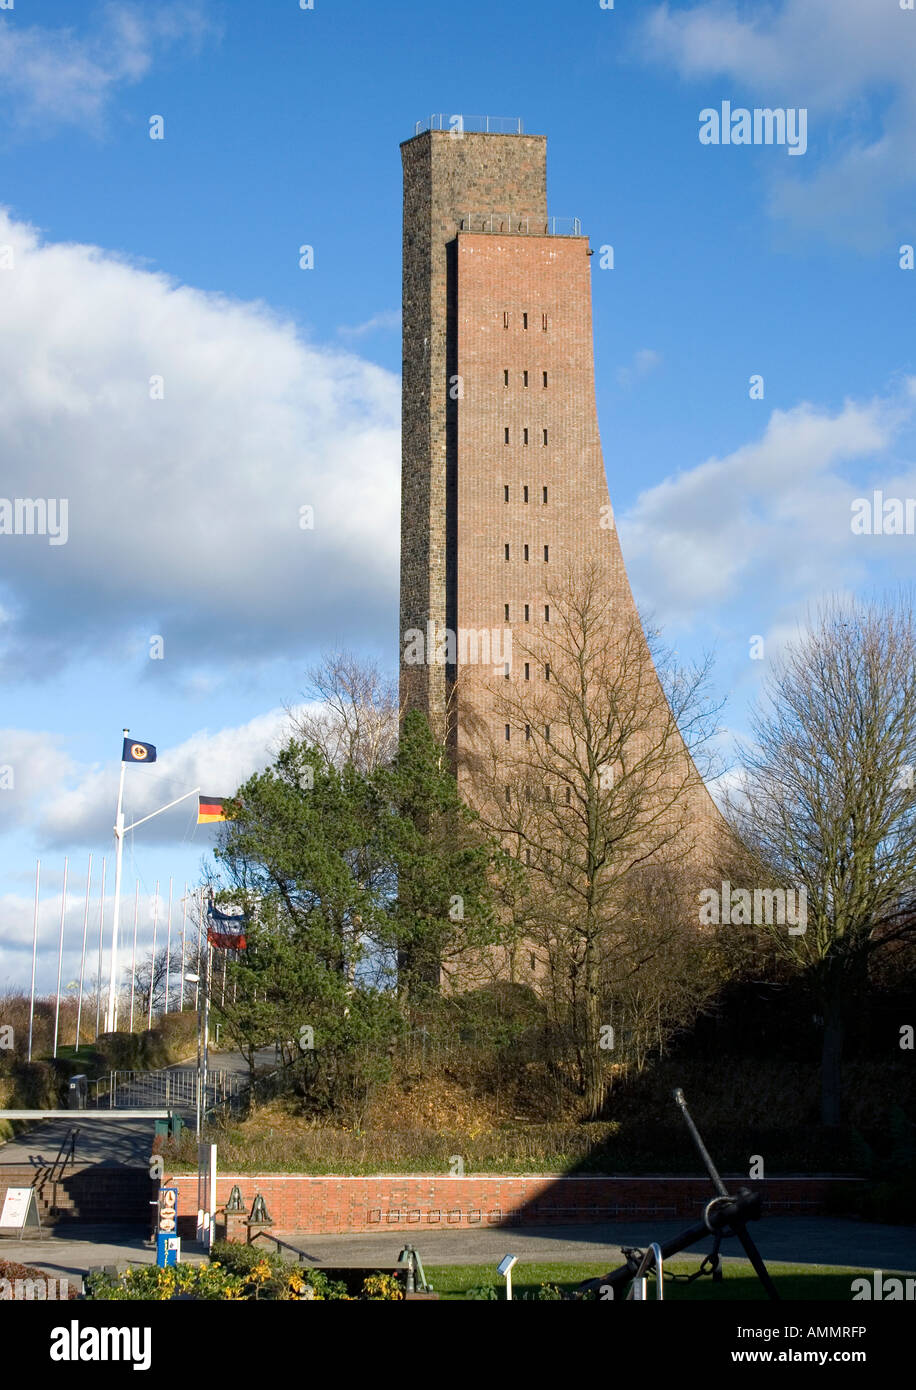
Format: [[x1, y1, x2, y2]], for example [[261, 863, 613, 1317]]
[[165, 1173, 859, 1238]]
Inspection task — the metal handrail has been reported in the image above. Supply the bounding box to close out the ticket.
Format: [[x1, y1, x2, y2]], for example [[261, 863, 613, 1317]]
[[627, 1242, 664, 1300], [414, 115, 523, 136], [459, 212, 582, 237], [50, 1125, 80, 1181]]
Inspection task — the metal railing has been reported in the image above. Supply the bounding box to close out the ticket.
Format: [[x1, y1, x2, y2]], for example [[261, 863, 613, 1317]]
[[90, 1068, 240, 1112], [459, 213, 582, 237], [414, 114, 524, 136]]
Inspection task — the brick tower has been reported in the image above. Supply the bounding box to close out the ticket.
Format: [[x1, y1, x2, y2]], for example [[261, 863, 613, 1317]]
[[400, 118, 723, 861]]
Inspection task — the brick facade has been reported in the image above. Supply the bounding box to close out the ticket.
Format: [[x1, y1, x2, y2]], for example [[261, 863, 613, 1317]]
[[399, 128, 726, 837], [165, 1170, 858, 1238]]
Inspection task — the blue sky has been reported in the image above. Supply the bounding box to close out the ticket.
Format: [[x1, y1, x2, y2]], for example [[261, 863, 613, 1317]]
[[1, 0, 915, 993]]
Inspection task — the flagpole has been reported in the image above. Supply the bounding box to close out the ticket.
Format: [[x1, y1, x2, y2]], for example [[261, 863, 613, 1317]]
[[52, 855, 68, 1059], [105, 727, 129, 1034], [195, 890, 203, 1011], [148, 880, 160, 1028], [27, 858, 40, 1063], [179, 885, 188, 1011], [129, 879, 139, 1032], [95, 858, 106, 1037], [75, 853, 92, 1052], [164, 877, 173, 1016]]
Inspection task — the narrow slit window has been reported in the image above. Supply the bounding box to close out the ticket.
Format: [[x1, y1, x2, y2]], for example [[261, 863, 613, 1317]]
[[545, 725, 551, 742], [523, 370, 529, 387], [543, 486, 548, 503], [504, 485, 509, 502], [545, 663, 551, 681], [504, 543, 510, 560], [523, 486, 529, 503], [505, 724, 511, 742], [523, 428, 529, 445], [542, 429, 548, 446], [543, 371, 548, 387], [566, 786, 571, 805], [504, 368, 509, 386], [544, 544, 549, 562], [524, 604, 530, 621], [504, 427, 510, 444], [524, 662, 530, 681], [545, 604, 550, 622], [504, 603, 510, 621], [542, 312, 548, 331], [524, 544, 529, 562], [525, 724, 531, 742], [503, 311, 509, 329], [522, 312, 528, 329]]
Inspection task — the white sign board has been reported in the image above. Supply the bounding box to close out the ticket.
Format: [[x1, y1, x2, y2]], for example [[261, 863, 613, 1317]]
[[0, 1187, 39, 1233]]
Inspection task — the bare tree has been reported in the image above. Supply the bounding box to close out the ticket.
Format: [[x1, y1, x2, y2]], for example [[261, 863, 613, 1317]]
[[730, 592, 916, 1125], [472, 562, 725, 1117], [288, 650, 399, 773]]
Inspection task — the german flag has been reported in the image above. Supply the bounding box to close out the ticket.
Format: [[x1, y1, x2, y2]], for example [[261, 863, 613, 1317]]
[[198, 794, 230, 825]]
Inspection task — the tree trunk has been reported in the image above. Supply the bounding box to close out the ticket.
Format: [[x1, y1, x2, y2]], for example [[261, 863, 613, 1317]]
[[582, 944, 605, 1120]]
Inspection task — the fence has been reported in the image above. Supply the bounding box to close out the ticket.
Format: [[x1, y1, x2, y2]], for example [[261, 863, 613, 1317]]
[[414, 114, 523, 136], [90, 1068, 241, 1113], [459, 213, 582, 237]]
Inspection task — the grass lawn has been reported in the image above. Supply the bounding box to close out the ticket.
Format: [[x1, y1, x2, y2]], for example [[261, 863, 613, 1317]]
[[426, 1261, 866, 1300]]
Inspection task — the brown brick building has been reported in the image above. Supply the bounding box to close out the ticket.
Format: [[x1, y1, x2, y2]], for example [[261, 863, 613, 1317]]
[[399, 118, 725, 883]]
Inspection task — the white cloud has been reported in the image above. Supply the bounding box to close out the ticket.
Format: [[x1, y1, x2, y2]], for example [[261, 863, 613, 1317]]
[[0, 3, 215, 133], [37, 706, 316, 848], [617, 347, 663, 389], [619, 386, 916, 627], [0, 209, 400, 678], [338, 310, 402, 339], [0, 731, 80, 831], [641, 0, 916, 248]]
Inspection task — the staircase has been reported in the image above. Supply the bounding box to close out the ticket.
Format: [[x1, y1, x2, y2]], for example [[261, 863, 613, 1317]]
[[0, 1162, 155, 1228]]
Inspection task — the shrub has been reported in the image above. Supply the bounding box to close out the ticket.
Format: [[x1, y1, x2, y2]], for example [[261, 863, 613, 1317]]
[[519, 1282, 565, 1300], [8, 1061, 60, 1108], [360, 1273, 403, 1301], [0, 1259, 78, 1300]]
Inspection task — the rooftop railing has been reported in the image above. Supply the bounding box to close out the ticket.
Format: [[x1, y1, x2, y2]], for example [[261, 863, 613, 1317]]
[[459, 212, 582, 237], [414, 114, 524, 136]]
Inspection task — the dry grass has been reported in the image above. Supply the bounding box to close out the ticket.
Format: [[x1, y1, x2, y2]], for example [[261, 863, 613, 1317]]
[[164, 1055, 912, 1177]]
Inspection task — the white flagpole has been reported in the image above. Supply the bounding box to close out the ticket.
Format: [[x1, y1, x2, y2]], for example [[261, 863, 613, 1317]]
[[75, 853, 92, 1052], [148, 879, 160, 1028], [195, 890, 203, 1011], [179, 884, 188, 1011], [105, 727, 129, 1033], [164, 877, 173, 1016], [95, 858, 106, 1037], [52, 855, 69, 1059], [27, 858, 40, 1062], [129, 879, 140, 1032]]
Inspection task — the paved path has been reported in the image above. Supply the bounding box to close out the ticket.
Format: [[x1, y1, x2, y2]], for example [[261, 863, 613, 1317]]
[[2, 1216, 912, 1291], [0, 1117, 155, 1169], [264, 1216, 916, 1273], [0, 1044, 266, 1162]]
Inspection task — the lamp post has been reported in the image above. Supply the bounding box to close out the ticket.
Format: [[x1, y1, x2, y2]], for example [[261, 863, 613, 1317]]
[[185, 940, 210, 1143]]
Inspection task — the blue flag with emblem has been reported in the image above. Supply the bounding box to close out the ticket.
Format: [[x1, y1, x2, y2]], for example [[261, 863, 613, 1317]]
[[122, 738, 157, 764]]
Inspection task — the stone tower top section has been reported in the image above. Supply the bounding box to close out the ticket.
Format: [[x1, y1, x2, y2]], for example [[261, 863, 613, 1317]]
[[401, 129, 548, 240], [400, 130, 549, 732]]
